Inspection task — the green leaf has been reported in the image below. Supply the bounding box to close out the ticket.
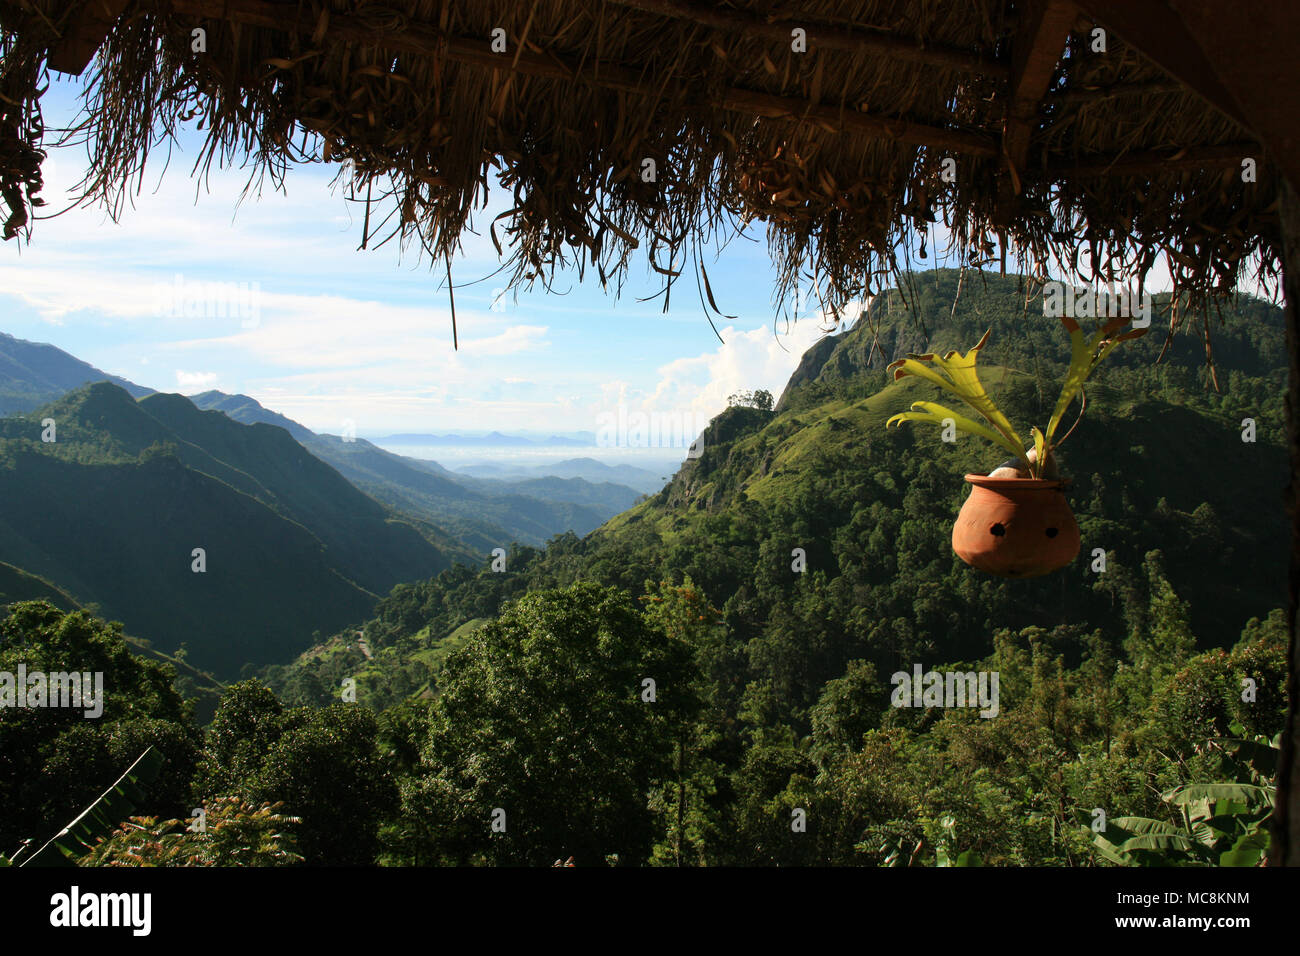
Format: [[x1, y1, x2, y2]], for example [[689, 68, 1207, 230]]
[[1117, 833, 1198, 854], [22, 747, 165, 867], [1088, 830, 1135, 866], [1210, 736, 1280, 780], [1109, 816, 1180, 834], [1219, 830, 1269, 867], [886, 329, 1027, 460], [1045, 315, 1147, 447], [1030, 426, 1047, 478], [886, 401, 1027, 460], [1164, 783, 1273, 809]]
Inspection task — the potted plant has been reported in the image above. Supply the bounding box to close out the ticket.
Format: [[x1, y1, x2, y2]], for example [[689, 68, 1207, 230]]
[[885, 314, 1146, 578]]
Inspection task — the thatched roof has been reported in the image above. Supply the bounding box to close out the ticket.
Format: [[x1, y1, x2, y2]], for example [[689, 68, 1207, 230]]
[[0, 0, 1286, 317]]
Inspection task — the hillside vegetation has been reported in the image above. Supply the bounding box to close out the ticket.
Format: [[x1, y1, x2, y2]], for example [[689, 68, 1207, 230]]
[[0, 384, 467, 675], [5, 270, 1290, 867]]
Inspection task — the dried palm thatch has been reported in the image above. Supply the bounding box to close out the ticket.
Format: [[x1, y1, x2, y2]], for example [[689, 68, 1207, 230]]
[[0, 0, 1282, 320]]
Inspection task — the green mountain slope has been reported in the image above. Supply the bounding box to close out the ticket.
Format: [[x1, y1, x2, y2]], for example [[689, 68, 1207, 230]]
[[300, 434, 640, 549], [189, 389, 314, 440], [138, 392, 463, 594], [0, 384, 469, 675], [188, 390, 645, 548], [0, 445, 375, 675], [0, 331, 152, 414], [288, 271, 1287, 718], [777, 268, 1285, 411], [0, 558, 79, 609]]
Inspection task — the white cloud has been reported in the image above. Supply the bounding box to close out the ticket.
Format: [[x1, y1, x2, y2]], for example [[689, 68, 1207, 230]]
[[175, 370, 221, 391], [589, 304, 859, 431]]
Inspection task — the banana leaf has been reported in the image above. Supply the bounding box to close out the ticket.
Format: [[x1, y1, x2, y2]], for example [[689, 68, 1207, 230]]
[[1163, 783, 1274, 808], [1110, 816, 1183, 836], [1210, 736, 1280, 781], [20, 746, 164, 867], [1219, 830, 1269, 867]]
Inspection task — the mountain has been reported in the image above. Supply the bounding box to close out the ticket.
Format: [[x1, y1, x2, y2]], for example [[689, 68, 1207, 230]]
[[378, 431, 588, 447], [454, 457, 670, 495], [186, 391, 645, 546], [137, 391, 469, 592], [190, 390, 314, 441], [273, 270, 1289, 723], [299, 434, 642, 548], [0, 383, 468, 676], [0, 559, 79, 610], [0, 332, 152, 414], [445, 472, 642, 512], [776, 270, 1287, 411]]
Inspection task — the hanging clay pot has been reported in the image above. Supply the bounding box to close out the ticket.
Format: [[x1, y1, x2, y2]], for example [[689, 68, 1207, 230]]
[[951, 475, 1080, 578]]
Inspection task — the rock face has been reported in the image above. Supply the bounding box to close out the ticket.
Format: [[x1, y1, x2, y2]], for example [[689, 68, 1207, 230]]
[[774, 291, 964, 412]]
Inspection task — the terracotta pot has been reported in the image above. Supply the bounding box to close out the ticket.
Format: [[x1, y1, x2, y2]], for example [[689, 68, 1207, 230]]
[[951, 474, 1080, 578]]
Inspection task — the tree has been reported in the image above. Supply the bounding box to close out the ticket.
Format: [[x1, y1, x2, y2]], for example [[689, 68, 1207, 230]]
[[639, 577, 724, 866], [193, 681, 396, 865], [401, 582, 696, 865], [0, 602, 201, 857], [727, 389, 774, 411], [1118, 551, 1197, 706], [82, 798, 303, 866]]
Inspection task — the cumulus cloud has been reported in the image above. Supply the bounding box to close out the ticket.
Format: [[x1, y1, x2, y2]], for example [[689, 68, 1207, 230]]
[[175, 370, 221, 392], [593, 303, 863, 427]]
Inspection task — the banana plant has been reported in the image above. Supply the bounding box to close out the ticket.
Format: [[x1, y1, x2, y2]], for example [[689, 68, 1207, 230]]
[[6, 746, 164, 867], [1081, 730, 1277, 867], [879, 813, 984, 867], [885, 315, 1147, 477]]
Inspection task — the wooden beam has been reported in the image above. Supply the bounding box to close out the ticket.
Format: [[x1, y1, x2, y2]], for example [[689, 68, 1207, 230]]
[[998, 0, 1077, 220], [604, 0, 1010, 79], [1071, 0, 1250, 129], [1163, 0, 1300, 191], [718, 88, 995, 157], [1050, 79, 1182, 106], [47, 0, 130, 75], [1275, 177, 1300, 866], [1041, 142, 1256, 177], [166, 0, 999, 157]]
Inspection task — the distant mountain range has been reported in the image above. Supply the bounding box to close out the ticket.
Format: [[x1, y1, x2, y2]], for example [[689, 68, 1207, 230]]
[[0, 381, 466, 676], [0, 333, 661, 674], [378, 431, 594, 446], [187, 391, 649, 548], [455, 457, 670, 495]]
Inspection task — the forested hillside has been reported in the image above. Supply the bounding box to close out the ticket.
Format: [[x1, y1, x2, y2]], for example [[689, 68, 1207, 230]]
[[0, 383, 468, 675], [3, 271, 1289, 867], [191, 390, 648, 548], [0, 331, 153, 414], [249, 272, 1288, 864]]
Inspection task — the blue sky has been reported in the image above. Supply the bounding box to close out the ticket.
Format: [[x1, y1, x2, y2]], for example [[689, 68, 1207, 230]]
[[0, 77, 865, 438]]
